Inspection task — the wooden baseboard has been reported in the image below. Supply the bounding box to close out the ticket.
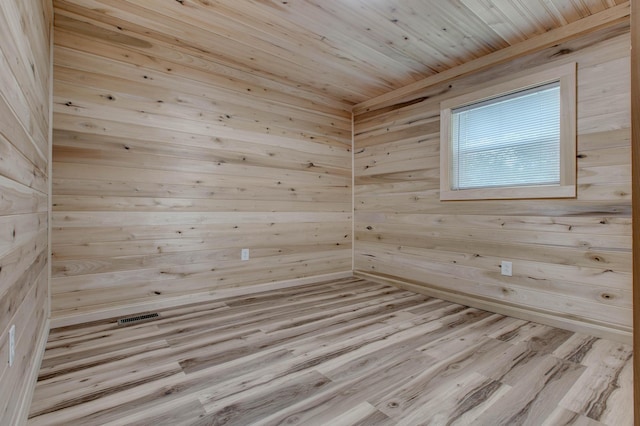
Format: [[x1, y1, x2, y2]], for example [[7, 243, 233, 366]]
[[13, 319, 49, 426], [355, 271, 632, 344], [50, 271, 353, 329]]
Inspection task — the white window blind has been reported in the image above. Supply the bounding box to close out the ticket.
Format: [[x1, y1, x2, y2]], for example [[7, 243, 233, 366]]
[[450, 81, 561, 190]]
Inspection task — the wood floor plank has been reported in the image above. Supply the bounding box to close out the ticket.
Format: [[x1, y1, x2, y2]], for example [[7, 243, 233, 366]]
[[199, 370, 334, 423], [371, 338, 510, 420], [37, 340, 173, 382], [29, 361, 184, 418], [254, 351, 435, 425], [393, 374, 510, 426], [559, 340, 634, 424], [470, 356, 587, 425], [28, 372, 188, 426], [28, 277, 634, 425], [321, 402, 394, 426], [106, 399, 207, 426], [542, 407, 609, 425]]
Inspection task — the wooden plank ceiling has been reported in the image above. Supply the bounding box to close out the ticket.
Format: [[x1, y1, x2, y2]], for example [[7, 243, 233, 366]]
[[54, 0, 627, 107]]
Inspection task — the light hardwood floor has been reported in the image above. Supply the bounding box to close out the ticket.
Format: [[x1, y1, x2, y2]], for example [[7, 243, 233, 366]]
[[28, 277, 633, 425]]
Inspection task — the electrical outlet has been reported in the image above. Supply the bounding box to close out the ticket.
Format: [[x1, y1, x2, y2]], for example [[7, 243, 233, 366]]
[[241, 248, 249, 261], [9, 324, 15, 367], [501, 261, 513, 277]]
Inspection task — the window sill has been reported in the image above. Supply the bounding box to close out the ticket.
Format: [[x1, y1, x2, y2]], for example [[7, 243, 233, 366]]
[[440, 184, 576, 201]]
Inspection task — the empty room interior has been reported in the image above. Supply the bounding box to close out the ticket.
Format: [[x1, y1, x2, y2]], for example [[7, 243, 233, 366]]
[[1, 0, 639, 424]]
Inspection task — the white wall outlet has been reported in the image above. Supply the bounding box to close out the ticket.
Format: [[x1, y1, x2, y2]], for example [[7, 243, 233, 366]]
[[501, 261, 513, 277], [241, 248, 249, 261], [9, 324, 15, 367]]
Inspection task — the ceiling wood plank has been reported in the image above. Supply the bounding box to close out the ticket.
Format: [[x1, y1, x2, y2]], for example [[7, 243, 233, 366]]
[[354, 1, 630, 114], [54, 0, 628, 105]]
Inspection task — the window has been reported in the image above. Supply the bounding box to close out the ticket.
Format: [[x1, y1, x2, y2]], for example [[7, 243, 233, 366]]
[[440, 63, 576, 200]]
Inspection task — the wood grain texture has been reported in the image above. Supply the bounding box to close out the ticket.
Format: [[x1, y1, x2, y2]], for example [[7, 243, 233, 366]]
[[27, 277, 633, 425], [354, 23, 632, 343], [0, 1, 52, 425], [630, 0, 639, 423], [51, 0, 628, 107], [50, 8, 352, 325], [353, 2, 630, 114]]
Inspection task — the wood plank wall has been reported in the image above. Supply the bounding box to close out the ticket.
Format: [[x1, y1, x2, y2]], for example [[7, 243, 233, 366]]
[[50, 11, 352, 326], [630, 0, 639, 421], [354, 23, 632, 343], [0, 1, 53, 424]]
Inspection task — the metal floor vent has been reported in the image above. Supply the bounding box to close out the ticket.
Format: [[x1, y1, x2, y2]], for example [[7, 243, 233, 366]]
[[117, 312, 160, 326]]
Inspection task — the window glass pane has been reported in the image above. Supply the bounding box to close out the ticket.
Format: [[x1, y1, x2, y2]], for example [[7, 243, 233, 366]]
[[451, 82, 560, 190]]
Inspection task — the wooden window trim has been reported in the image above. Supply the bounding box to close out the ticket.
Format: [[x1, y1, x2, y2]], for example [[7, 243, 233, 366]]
[[439, 62, 577, 201]]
